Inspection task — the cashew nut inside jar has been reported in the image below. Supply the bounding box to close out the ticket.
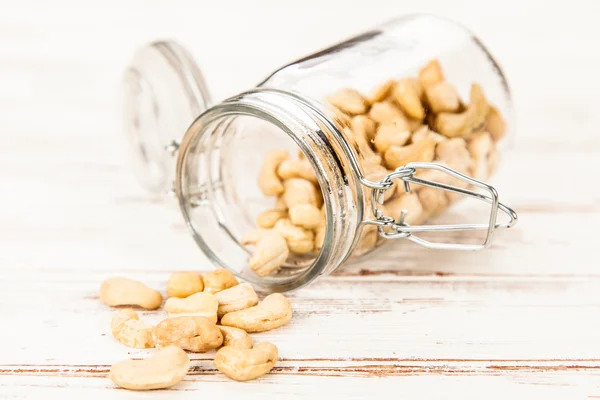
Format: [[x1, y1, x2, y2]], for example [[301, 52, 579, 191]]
[[123, 14, 518, 292]]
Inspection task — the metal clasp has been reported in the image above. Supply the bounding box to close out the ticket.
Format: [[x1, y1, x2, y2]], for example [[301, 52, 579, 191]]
[[363, 162, 518, 251]]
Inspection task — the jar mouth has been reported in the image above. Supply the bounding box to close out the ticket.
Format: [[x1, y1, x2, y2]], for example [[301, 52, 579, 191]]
[[175, 89, 363, 292]]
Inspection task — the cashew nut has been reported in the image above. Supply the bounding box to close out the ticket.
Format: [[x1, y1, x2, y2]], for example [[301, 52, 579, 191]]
[[256, 208, 288, 229], [215, 283, 259, 318], [373, 118, 411, 153], [435, 84, 489, 138], [384, 136, 436, 170], [328, 88, 368, 115], [214, 342, 279, 381], [221, 293, 292, 333], [348, 126, 382, 166], [166, 272, 204, 299], [152, 316, 223, 352], [164, 292, 219, 323], [419, 59, 445, 89], [109, 345, 190, 391], [203, 268, 238, 294], [436, 137, 472, 173], [382, 193, 424, 225], [314, 209, 327, 253], [425, 81, 460, 113], [329, 104, 352, 126], [368, 101, 405, 124], [99, 277, 162, 310], [249, 232, 289, 277], [282, 178, 321, 208], [411, 125, 447, 144], [367, 79, 395, 104], [418, 186, 449, 218], [468, 131, 496, 180], [392, 79, 425, 120], [314, 225, 326, 253], [110, 309, 153, 349], [274, 218, 315, 254], [486, 105, 507, 141], [435, 138, 473, 203], [274, 195, 287, 210], [289, 204, 322, 229], [350, 115, 377, 142], [276, 159, 318, 183], [218, 325, 253, 349], [241, 228, 273, 245], [257, 149, 289, 196], [355, 224, 379, 251]]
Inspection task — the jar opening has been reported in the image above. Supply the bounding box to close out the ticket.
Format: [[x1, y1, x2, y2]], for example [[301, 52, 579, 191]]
[[176, 91, 363, 292]]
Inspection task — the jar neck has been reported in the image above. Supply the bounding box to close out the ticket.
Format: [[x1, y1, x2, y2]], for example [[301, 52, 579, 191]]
[[176, 89, 365, 291]]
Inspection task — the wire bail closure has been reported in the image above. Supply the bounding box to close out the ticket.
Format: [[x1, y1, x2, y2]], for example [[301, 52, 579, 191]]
[[364, 162, 518, 251]]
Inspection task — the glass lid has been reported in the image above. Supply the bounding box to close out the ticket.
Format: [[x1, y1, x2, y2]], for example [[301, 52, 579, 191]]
[[123, 40, 211, 195]]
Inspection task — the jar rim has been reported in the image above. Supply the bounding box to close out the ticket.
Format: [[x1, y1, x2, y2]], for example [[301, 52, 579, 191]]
[[175, 89, 364, 291]]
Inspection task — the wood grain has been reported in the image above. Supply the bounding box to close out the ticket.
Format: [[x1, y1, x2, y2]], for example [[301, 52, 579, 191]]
[[2, 0, 600, 398]]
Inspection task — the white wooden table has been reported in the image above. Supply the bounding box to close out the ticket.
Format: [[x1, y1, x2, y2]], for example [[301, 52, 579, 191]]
[[2, 1, 600, 398]]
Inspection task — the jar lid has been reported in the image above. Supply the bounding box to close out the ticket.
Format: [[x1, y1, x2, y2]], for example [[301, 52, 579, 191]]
[[123, 41, 211, 195]]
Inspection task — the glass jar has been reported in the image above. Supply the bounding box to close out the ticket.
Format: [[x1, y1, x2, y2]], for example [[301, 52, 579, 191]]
[[124, 14, 518, 292]]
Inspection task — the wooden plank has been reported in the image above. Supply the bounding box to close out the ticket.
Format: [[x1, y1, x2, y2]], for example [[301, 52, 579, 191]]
[[2, 370, 599, 399], [2, 270, 600, 365]]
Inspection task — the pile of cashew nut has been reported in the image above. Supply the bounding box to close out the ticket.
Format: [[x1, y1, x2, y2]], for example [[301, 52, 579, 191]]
[[100, 269, 292, 390], [246, 59, 507, 276]]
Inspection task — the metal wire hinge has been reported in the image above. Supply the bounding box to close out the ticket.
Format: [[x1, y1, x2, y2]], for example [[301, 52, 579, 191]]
[[362, 162, 518, 251]]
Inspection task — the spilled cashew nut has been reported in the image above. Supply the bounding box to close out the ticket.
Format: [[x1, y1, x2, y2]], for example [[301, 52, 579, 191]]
[[215, 283, 259, 318], [203, 268, 238, 294], [152, 316, 223, 353], [221, 293, 293, 333], [111, 309, 153, 349], [110, 345, 190, 391], [214, 342, 279, 381], [164, 292, 219, 322], [99, 277, 162, 310], [167, 272, 204, 298], [249, 233, 289, 277], [258, 150, 289, 196], [218, 325, 253, 349]]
